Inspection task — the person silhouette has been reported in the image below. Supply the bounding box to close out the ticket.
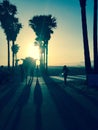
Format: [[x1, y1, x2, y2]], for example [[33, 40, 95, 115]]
[[30, 67, 34, 80], [62, 65, 69, 85]]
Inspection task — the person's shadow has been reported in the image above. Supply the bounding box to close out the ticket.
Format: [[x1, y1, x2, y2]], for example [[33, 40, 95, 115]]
[[34, 78, 43, 130]]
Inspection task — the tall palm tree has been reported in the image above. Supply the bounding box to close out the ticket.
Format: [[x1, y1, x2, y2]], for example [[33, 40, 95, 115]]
[[10, 18, 22, 67], [0, 0, 17, 68], [11, 44, 19, 66], [41, 15, 57, 71], [93, 0, 98, 73], [29, 16, 48, 69], [29, 15, 57, 71], [79, 0, 92, 74]]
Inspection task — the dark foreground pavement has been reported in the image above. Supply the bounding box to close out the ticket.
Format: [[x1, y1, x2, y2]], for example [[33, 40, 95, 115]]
[[0, 73, 98, 130]]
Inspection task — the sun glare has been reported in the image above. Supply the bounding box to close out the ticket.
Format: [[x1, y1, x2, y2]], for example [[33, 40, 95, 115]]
[[36, 59, 40, 66], [28, 44, 40, 60]]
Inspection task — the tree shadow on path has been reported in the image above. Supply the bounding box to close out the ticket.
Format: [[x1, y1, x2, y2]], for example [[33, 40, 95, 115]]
[[34, 78, 43, 130], [43, 75, 98, 130], [2, 78, 33, 130]]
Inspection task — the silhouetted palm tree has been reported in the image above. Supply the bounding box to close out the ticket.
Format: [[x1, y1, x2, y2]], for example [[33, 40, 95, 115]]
[[11, 44, 19, 66], [93, 0, 98, 73], [0, 0, 17, 68], [10, 18, 22, 67], [29, 15, 57, 71], [79, 0, 92, 74]]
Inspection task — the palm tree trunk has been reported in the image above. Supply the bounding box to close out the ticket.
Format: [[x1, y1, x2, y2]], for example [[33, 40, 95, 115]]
[[15, 54, 17, 66], [46, 43, 48, 72], [80, 5, 92, 74], [12, 41, 15, 67], [93, 0, 98, 73], [7, 40, 10, 68], [44, 47, 46, 69]]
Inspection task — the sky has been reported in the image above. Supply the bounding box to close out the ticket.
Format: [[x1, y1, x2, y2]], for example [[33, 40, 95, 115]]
[[0, 0, 94, 66]]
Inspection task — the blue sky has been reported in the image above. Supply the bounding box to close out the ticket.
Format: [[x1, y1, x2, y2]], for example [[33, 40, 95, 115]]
[[0, 0, 94, 66]]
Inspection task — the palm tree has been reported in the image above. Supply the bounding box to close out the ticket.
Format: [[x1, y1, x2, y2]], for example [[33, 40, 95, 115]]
[[93, 0, 98, 73], [41, 15, 57, 71], [10, 18, 22, 67], [0, 0, 17, 68], [11, 44, 19, 66], [29, 15, 57, 71], [79, 0, 92, 74]]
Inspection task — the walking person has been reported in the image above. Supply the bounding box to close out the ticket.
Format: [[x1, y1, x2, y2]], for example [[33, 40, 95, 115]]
[[62, 65, 69, 85], [30, 67, 34, 80]]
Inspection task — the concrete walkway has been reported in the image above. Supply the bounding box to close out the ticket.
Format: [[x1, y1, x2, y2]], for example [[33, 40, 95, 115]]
[[17, 77, 66, 130], [0, 74, 98, 130], [0, 76, 65, 130]]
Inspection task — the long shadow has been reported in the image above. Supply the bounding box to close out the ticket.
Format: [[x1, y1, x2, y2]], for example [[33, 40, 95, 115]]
[[68, 81, 98, 107], [43, 75, 98, 130], [34, 78, 43, 130], [0, 82, 19, 113], [2, 78, 33, 130]]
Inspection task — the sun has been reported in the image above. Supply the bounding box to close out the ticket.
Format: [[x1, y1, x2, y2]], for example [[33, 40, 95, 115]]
[[32, 45, 40, 60], [27, 44, 40, 60]]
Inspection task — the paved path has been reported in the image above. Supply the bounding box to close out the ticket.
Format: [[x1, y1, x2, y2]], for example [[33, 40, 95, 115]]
[[0, 74, 98, 130], [0, 77, 65, 130], [50, 75, 86, 81]]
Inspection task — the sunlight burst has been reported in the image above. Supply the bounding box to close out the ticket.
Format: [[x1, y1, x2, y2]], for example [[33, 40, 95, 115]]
[[28, 44, 40, 60]]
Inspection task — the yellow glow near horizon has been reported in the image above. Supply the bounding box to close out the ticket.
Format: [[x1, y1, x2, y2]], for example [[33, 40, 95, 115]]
[[36, 59, 40, 66], [28, 44, 40, 60]]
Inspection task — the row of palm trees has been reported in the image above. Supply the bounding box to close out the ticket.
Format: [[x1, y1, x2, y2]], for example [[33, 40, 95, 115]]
[[0, 0, 97, 80], [0, 0, 56, 71], [0, 0, 22, 68], [29, 15, 57, 71]]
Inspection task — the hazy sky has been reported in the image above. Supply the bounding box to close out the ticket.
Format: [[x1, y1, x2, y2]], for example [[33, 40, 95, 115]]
[[0, 0, 94, 66]]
